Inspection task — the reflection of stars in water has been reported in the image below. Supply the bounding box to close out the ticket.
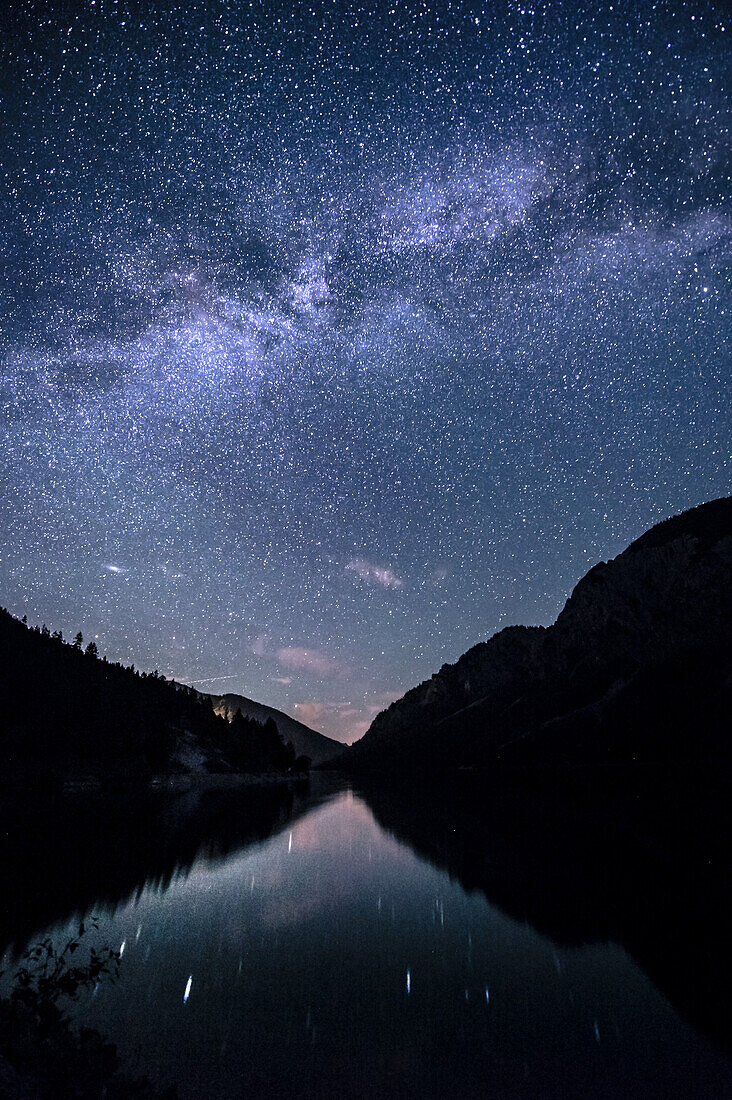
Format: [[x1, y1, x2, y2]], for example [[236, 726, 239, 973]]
[[0, 2, 728, 743]]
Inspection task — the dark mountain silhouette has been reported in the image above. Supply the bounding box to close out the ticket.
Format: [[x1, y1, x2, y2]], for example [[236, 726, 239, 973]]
[[338, 497, 732, 773], [203, 692, 342, 765], [0, 609, 299, 784]]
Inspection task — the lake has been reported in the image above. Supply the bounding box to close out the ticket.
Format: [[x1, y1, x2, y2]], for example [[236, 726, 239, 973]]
[[2, 775, 730, 1098]]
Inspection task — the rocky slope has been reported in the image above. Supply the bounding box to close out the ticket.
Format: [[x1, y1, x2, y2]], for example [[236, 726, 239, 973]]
[[203, 692, 343, 765], [341, 497, 732, 772]]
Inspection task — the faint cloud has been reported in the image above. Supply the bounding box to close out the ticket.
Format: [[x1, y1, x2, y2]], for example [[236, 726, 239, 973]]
[[293, 701, 328, 726], [271, 676, 292, 685], [277, 646, 344, 678], [293, 699, 363, 742], [294, 688, 403, 743], [346, 558, 404, 590]]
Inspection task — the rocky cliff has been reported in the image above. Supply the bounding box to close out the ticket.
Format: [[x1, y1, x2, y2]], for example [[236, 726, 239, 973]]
[[342, 497, 732, 772]]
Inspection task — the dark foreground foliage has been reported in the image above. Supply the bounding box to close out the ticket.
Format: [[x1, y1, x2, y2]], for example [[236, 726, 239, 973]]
[[0, 922, 175, 1098]]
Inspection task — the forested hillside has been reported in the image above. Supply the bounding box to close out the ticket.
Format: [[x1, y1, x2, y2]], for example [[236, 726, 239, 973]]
[[0, 609, 298, 784]]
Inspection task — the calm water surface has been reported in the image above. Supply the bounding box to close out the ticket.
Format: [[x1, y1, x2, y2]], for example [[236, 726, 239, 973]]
[[11, 781, 732, 1098]]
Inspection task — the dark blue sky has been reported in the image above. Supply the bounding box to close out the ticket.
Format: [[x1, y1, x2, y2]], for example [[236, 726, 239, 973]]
[[0, 0, 728, 740]]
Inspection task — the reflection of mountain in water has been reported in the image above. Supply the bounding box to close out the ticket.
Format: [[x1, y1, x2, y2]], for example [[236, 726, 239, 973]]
[[2, 767, 728, 1059], [0, 778, 342, 955], [356, 766, 730, 1052]]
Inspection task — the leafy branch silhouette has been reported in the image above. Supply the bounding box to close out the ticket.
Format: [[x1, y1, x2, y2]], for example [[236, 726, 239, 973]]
[[3, 918, 121, 1031]]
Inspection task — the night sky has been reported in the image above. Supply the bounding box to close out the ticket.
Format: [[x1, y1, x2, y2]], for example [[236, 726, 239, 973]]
[[0, 1, 728, 742]]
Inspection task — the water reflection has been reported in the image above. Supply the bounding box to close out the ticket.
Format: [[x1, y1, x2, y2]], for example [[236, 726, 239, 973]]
[[2, 775, 730, 1098], [0, 777, 336, 952], [356, 768, 732, 1054]]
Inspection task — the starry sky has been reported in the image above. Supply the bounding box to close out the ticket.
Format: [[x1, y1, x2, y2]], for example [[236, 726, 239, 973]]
[[0, 0, 729, 742]]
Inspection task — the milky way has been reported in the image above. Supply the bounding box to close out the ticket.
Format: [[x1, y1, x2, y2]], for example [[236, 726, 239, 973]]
[[0, 0, 729, 741]]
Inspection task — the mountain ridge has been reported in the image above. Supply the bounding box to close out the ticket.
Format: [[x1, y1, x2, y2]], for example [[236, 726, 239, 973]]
[[338, 497, 732, 772], [202, 691, 343, 765]]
